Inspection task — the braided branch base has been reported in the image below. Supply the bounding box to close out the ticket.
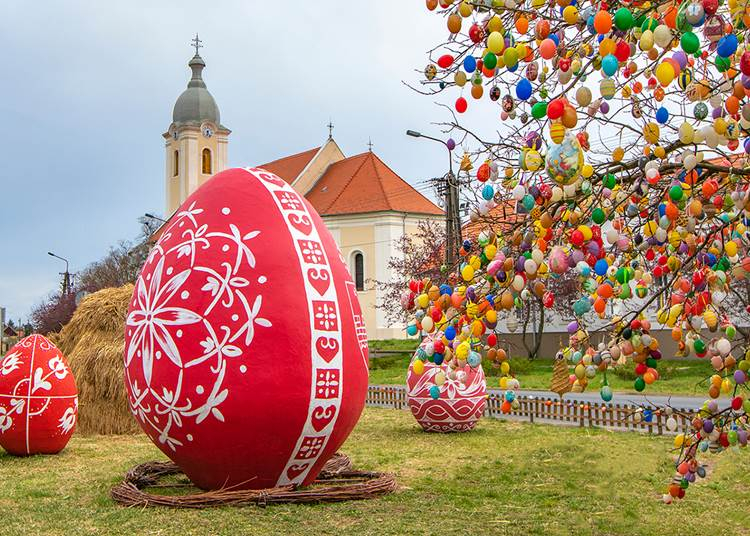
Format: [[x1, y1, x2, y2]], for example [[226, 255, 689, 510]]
[[111, 453, 397, 508]]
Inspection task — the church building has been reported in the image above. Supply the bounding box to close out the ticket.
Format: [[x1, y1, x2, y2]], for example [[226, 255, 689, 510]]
[[162, 42, 443, 339]]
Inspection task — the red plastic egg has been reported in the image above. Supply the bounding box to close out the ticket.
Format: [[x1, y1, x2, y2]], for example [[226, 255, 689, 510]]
[[0, 335, 78, 456], [437, 54, 454, 69], [123, 167, 369, 490]]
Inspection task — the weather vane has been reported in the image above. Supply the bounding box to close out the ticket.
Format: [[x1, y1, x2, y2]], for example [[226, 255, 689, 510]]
[[367, 138, 374, 152], [191, 33, 203, 55]]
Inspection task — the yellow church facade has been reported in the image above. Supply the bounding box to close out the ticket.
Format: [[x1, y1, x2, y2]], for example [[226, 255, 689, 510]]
[[162, 45, 443, 339]]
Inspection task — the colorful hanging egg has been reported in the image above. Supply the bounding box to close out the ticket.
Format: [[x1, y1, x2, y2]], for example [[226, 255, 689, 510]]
[[123, 167, 369, 490], [546, 133, 584, 185], [549, 122, 566, 144]]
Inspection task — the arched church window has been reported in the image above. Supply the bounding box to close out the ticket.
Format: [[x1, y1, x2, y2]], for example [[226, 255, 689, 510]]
[[202, 148, 212, 175], [352, 252, 364, 291], [173, 150, 179, 177]]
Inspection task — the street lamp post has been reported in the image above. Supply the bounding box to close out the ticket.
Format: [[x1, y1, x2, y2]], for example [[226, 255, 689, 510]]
[[406, 130, 461, 268], [144, 213, 167, 223], [47, 251, 72, 296]]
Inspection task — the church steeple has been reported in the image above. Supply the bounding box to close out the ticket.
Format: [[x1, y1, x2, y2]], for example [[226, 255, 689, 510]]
[[188, 55, 207, 86], [187, 34, 207, 89], [164, 37, 231, 216]]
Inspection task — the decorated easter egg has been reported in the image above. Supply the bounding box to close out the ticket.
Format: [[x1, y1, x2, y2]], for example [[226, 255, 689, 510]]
[[123, 167, 369, 490], [0, 335, 78, 456], [406, 335, 486, 432], [546, 133, 584, 185]]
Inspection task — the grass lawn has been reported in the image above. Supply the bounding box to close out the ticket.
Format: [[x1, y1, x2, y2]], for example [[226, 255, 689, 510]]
[[369, 340, 718, 396], [1, 408, 748, 535]]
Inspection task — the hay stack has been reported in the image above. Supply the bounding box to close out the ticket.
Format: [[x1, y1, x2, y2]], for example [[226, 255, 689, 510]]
[[54, 284, 140, 435]]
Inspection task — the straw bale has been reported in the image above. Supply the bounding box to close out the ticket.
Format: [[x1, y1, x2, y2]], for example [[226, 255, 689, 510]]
[[55, 285, 140, 435]]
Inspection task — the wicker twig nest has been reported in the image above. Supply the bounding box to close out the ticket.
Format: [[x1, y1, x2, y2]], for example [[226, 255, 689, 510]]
[[111, 453, 397, 508]]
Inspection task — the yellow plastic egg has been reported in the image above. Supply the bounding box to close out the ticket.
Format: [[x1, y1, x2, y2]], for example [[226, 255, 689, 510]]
[[643, 122, 660, 143], [726, 241, 738, 257], [679, 122, 695, 144], [487, 15, 503, 33], [563, 5, 579, 24], [487, 31, 504, 54], [485, 243, 497, 259]]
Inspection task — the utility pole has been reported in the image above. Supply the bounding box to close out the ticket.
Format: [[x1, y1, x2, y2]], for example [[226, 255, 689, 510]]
[[444, 169, 455, 267], [406, 130, 462, 268], [446, 165, 462, 267], [48, 252, 73, 296]]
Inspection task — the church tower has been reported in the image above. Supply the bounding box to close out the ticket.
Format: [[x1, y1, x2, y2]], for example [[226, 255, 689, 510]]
[[164, 36, 230, 216]]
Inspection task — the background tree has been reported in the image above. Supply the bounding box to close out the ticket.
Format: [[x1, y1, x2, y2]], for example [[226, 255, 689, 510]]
[[29, 293, 77, 335], [30, 215, 160, 334], [376, 219, 445, 327]]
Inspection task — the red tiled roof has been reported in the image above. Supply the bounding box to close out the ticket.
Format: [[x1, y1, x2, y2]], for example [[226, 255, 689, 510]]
[[260, 146, 320, 184], [304, 151, 443, 217]]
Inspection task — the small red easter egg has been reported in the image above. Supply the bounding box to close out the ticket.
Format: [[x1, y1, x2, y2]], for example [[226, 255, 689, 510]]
[[0, 335, 78, 456]]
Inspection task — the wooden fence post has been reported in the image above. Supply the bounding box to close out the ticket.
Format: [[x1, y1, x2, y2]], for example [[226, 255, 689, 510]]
[[578, 403, 585, 427]]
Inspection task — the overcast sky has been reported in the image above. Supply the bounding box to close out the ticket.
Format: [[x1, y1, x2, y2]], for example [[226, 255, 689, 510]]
[[0, 1, 456, 322]]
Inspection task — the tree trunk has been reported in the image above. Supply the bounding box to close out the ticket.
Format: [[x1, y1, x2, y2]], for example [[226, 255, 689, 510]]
[[521, 303, 532, 360], [520, 297, 545, 361], [531, 301, 545, 360]]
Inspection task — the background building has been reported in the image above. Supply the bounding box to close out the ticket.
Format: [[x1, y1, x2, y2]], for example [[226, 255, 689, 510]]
[[163, 45, 443, 339]]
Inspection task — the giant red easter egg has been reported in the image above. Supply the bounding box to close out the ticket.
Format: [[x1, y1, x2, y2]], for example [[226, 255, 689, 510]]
[[0, 335, 78, 455], [406, 336, 486, 432], [124, 167, 369, 490]]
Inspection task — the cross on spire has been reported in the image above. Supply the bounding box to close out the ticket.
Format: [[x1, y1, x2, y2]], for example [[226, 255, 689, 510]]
[[367, 138, 374, 152], [327, 120, 334, 140], [191, 33, 203, 56]]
